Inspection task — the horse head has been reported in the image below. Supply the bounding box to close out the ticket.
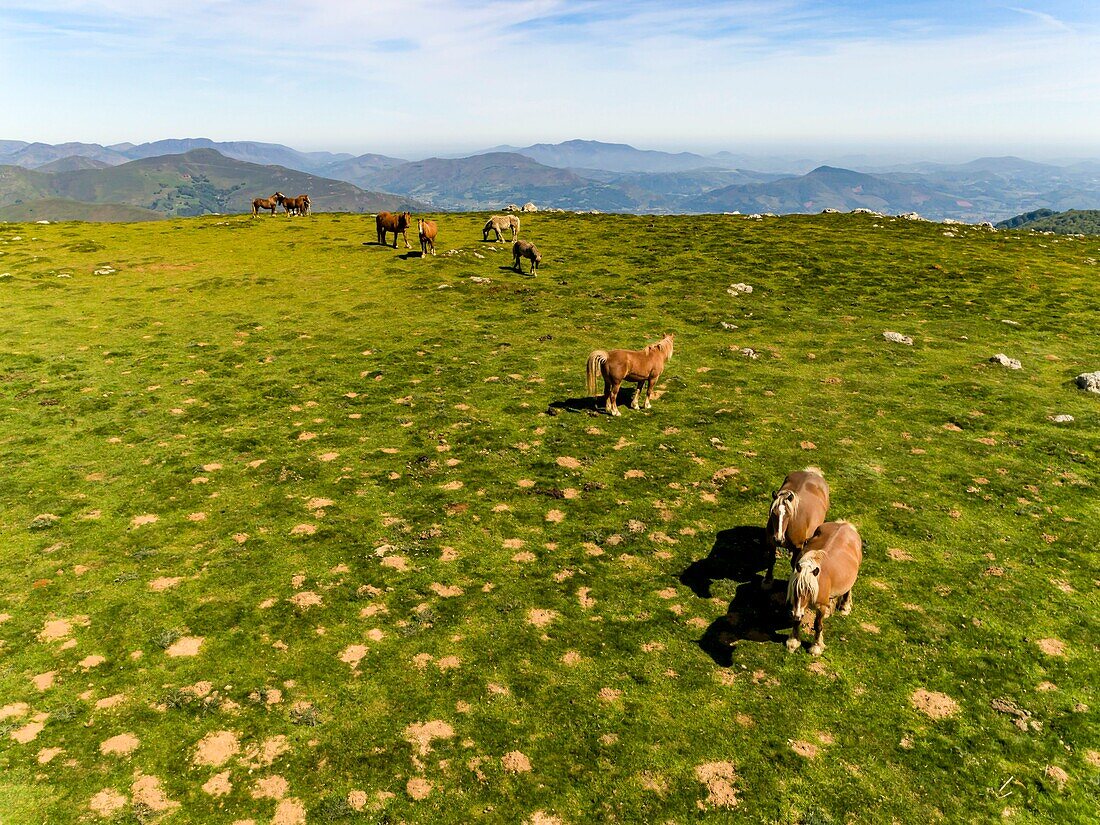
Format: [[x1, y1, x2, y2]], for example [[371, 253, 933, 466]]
[[769, 489, 796, 545], [787, 552, 820, 622], [273, 192, 285, 203], [664, 333, 674, 360]]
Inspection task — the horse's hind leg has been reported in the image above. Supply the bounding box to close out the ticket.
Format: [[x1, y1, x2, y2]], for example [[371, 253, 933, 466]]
[[610, 380, 623, 416], [837, 590, 853, 616]]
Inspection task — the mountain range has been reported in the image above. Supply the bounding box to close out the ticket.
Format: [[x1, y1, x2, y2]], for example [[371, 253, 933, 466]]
[[3, 138, 1100, 223]]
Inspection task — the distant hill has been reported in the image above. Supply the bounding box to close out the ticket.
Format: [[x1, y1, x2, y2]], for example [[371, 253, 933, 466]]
[[117, 139, 355, 172], [0, 141, 130, 168], [995, 209, 1100, 235], [357, 152, 637, 211], [688, 165, 961, 215], [0, 149, 425, 217], [0, 197, 165, 222], [36, 155, 113, 173], [501, 139, 721, 174], [319, 153, 411, 188]]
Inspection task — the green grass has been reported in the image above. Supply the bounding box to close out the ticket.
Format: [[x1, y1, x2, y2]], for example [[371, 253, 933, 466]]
[[0, 213, 1097, 823]]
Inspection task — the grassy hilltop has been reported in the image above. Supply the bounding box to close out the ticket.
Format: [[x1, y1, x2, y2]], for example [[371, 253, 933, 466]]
[[0, 212, 1097, 823]]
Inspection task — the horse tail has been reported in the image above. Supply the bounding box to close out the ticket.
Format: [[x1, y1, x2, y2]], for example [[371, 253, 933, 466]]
[[586, 350, 608, 396]]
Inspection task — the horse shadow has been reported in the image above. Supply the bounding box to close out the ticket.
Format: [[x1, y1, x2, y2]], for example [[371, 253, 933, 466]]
[[546, 388, 639, 414], [399, 251, 425, 260], [679, 526, 792, 666]]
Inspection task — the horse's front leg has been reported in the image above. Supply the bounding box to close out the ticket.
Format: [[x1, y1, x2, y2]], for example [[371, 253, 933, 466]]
[[644, 376, 655, 409], [762, 538, 778, 589], [809, 608, 829, 656], [404, 230, 411, 250], [630, 381, 643, 410], [786, 617, 802, 652]]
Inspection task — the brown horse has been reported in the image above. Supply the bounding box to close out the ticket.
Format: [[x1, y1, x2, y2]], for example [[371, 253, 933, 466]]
[[252, 192, 284, 217], [417, 218, 437, 256], [376, 211, 412, 248], [585, 333, 674, 416], [282, 194, 309, 216], [512, 240, 541, 274], [786, 521, 862, 656], [763, 468, 830, 588]]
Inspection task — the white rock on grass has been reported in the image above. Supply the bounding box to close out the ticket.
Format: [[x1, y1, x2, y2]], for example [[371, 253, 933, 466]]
[[1076, 372, 1100, 393], [883, 331, 913, 345], [739, 348, 759, 359], [720, 321, 739, 330], [727, 283, 753, 296], [897, 212, 925, 221], [1049, 414, 1074, 423], [990, 354, 1022, 370]]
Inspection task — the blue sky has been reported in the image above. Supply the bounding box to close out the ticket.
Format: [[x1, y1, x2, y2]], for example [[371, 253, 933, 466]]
[[2, 1, 1098, 159]]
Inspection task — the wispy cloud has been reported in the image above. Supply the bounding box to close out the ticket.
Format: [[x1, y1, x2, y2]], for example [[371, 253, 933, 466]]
[[1, 1, 1098, 155]]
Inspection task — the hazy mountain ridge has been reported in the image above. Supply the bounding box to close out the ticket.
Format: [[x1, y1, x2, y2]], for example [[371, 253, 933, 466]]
[[4, 139, 1100, 221], [0, 149, 426, 219]]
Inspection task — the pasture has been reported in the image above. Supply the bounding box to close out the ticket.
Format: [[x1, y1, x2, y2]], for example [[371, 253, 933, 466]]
[[0, 212, 1097, 823]]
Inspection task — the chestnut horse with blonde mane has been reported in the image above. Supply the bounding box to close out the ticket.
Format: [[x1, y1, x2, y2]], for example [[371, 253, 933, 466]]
[[786, 520, 862, 656], [764, 468, 830, 589], [586, 333, 674, 416]]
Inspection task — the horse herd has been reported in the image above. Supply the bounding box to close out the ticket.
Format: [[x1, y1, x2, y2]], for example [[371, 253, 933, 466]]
[[374, 211, 542, 274], [250, 191, 311, 217], [586, 334, 861, 655]]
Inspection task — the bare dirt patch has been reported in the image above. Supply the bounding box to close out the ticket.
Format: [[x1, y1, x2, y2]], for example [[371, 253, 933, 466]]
[[130, 514, 159, 528], [887, 548, 913, 561], [290, 523, 317, 536], [1037, 638, 1066, 657], [381, 555, 410, 571], [340, 645, 368, 668], [89, 789, 127, 817], [1, 703, 29, 720], [193, 730, 240, 767], [406, 777, 433, 800], [430, 583, 463, 597], [598, 687, 622, 703], [790, 740, 819, 758], [288, 591, 323, 608], [100, 733, 139, 756], [545, 509, 565, 523], [11, 720, 45, 744], [556, 456, 581, 469], [149, 577, 183, 591], [252, 775, 289, 800], [203, 771, 232, 797], [131, 774, 177, 812], [272, 797, 306, 824], [502, 751, 532, 773], [1044, 765, 1069, 789], [405, 720, 455, 756], [527, 609, 558, 628], [166, 636, 203, 657], [910, 689, 960, 720], [695, 761, 738, 809], [39, 618, 74, 642]]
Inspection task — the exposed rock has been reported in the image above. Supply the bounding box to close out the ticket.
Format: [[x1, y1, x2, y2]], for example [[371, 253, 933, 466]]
[[719, 321, 738, 330], [503, 204, 520, 212], [521, 202, 538, 213], [979, 222, 996, 231], [990, 354, 1022, 370], [852, 208, 884, 216], [897, 212, 925, 221], [726, 283, 753, 296], [739, 348, 759, 360], [883, 331, 913, 345], [821, 208, 839, 214], [747, 214, 763, 220], [1049, 414, 1074, 423], [1076, 371, 1100, 393]]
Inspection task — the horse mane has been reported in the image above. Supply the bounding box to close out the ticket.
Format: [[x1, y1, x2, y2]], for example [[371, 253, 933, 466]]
[[646, 335, 673, 356], [787, 552, 821, 607], [802, 466, 824, 477]]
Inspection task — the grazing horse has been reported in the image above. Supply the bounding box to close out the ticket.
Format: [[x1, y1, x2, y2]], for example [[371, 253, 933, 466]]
[[512, 240, 541, 274], [483, 214, 519, 242], [376, 211, 412, 248], [417, 218, 437, 256], [586, 333, 674, 416], [252, 192, 284, 217], [763, 468, 830, 588], [296, 194, 311, 216], [786, 521, 862, 656], [282, 194, 309, 216]]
